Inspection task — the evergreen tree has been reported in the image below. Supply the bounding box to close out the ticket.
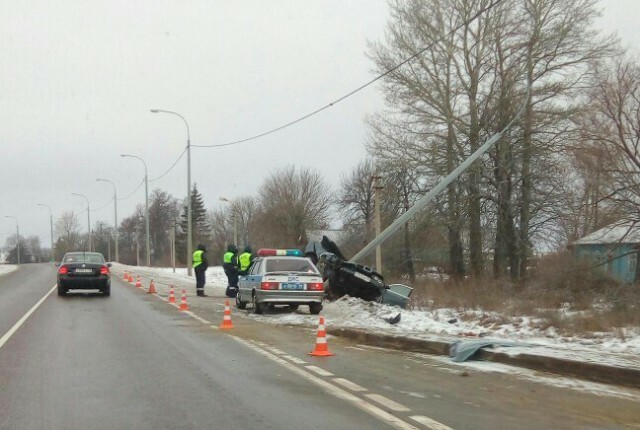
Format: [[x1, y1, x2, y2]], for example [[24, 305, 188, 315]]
[[176, 183, 211, 263]]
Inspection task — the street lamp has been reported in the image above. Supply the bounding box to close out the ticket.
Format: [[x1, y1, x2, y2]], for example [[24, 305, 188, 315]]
[[150, 108, 192, 275], [219, 197, 237, 246], [37, 203, 54, 262], [96, 178, 119, 262], [4, 216, 20, 264], [120, 154, 150, 267], [71, 193, 91, 252]]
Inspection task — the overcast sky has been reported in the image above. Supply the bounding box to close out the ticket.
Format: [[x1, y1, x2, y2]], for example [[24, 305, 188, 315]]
[[1, 0, 639, 246]]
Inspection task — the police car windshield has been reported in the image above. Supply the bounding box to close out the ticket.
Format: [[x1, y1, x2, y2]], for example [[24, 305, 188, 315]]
[[265, 258, 318, 274]]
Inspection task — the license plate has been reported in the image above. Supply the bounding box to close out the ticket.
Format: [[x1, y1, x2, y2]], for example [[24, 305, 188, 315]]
[[75, 269, 93, 273], [280, 283, 304, 290]]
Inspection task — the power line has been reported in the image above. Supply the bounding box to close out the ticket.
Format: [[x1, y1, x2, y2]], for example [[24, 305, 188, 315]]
[[149, 146, 188, 182], [90, 196, 115, 213], [191, 0, 503, 149], [118, 179, 145, 201]]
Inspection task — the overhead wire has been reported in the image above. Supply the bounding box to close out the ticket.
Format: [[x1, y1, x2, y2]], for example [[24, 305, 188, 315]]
[[149, 146, 188, 182], [118, 179, 145, 201], [190, 0, 503, 149]]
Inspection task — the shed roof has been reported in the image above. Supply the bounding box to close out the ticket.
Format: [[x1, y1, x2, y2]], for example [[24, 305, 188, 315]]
[[573, 222, 640, 245]]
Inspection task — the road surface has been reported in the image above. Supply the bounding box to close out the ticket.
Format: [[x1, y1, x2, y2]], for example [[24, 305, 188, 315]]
[[1, 264, 639, 430]]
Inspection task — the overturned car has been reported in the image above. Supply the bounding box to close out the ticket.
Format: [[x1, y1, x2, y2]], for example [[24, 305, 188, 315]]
[[305, 236, 413, 309]]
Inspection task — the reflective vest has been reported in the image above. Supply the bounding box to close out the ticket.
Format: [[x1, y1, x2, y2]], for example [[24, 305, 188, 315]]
[[223, 251, 235, 265], [239, 252, 252, 272], [193, 250, 204, 268]]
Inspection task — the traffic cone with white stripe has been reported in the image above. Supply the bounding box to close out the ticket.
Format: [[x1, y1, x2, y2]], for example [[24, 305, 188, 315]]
[[123, 271, 128, 281], [179, 289, 189, 311], [309, 316, 334, 357], [135, 276, 142, 288], [147, 279, 157, 294], [168, 285, 176, 303], [219, 300, 234, 329]]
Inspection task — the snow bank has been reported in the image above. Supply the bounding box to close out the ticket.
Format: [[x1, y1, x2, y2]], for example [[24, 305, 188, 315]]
[[0, 265, 17, 277]]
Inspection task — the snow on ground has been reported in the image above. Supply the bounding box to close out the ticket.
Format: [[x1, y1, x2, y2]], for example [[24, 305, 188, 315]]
[[112, 263, 640, 372], [0, 265, 17, 277]]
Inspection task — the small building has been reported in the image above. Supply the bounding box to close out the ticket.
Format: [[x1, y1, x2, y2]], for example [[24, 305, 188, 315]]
[[572, 222, 640, 283]]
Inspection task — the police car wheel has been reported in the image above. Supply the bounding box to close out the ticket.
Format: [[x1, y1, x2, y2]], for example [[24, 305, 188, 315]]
[[288, 304, 299, 311], [253, 295, 265, 314], [236, 291, 247, 310], [309, 303, 323, 315]]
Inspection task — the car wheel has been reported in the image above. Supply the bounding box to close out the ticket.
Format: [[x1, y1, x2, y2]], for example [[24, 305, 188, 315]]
[[309, 302, 323, 315], [102, 284, 111, 297], [236, 291, 247, 309], [288, 304, 299, 311], [253, 294, 264, 315], [57, 285, 67, 296]]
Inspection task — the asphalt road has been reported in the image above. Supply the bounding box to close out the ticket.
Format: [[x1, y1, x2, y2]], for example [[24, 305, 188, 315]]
[[1, 264, 640, 430]]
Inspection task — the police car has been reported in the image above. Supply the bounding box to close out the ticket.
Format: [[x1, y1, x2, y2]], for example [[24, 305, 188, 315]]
[[236, 249, 324, 315]]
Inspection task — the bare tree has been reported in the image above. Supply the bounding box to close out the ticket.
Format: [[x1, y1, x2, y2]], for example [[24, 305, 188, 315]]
[[337, 159, 376, 243], [55, 211, 82, 259]]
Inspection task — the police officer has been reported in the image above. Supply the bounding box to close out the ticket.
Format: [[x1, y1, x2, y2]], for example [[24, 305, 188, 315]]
[[223, 244, 239, 298], [238, 245, 254, 276], [192, 244, 209, 297]]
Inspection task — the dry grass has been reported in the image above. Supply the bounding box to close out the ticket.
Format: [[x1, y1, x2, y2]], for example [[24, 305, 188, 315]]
[[404, 252, 640, 337]]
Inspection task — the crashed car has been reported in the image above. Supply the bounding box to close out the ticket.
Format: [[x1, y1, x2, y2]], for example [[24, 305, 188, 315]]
[[305, 236, 413, 308]]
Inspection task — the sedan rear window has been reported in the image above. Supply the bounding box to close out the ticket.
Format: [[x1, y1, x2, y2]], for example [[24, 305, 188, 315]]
[[63, 253, 106, 264], [265, 258, 318, 274]]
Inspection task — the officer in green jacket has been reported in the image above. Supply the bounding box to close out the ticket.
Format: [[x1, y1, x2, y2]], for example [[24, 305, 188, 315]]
[[238, 246, 254, 276], [192, 244, 209, 297], [223, 244, 239, 298]]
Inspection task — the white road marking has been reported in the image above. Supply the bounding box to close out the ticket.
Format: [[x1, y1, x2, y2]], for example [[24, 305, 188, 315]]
[[410, 415, 455, 430], [0, 284, 57, 351], [266, 346, 286, 355], [333, 378, 367, 392], [365, 394, 411, 412], [281, 354, 308, 365], [305, 365, 334, 377], [182, 310, 211, 325], [229, 336, 422, 430]]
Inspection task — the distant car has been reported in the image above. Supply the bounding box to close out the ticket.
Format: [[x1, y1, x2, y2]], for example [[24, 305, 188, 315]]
[[56, 252, 112, 296], [236, 249, 324, 314]]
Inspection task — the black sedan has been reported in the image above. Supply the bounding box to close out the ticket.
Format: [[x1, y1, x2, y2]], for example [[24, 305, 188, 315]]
[[57, 252, 112, 296]]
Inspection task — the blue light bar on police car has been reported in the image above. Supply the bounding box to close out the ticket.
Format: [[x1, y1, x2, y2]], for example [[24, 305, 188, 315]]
[[257, 248, 303, 257]]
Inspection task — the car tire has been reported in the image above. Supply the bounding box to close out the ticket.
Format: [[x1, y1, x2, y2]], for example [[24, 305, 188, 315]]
[[57, 285, 67, 296], [236, 291, 247, 309], [253, 294, 265, 314], [102, 284, 111, 297], [288, 304, 299, 311], [309, 302, 323, 315]]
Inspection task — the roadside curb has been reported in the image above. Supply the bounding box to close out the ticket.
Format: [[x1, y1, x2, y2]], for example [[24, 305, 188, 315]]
[[327, 327, 640, 390]]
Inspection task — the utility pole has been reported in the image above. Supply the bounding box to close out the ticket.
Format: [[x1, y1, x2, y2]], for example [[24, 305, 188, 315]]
[[372, 174, 383, 272], [135, 233, 140, 266]]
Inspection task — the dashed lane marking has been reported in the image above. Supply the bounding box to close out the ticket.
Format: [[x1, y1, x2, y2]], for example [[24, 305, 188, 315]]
[[0, 284, 57, 351], [230, 336, 422, 430], [305, 365, 334, 377], [280, 354, 308, 365], [410, 415, 455, 430], [333, 378, 368, 392], [365, 393, 412, 412]]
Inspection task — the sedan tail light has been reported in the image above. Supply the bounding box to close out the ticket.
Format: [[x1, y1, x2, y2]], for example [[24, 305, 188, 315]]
[[260, 281, 279, 290], [307, 282, 324, 291], [58, 265, 68, 275], [100, 265, 109, 275]]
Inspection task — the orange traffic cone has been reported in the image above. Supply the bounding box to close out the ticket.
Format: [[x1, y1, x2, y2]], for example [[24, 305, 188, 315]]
[[123, 271, 128, 281], [220, 300, 234, 329], [309, 316, 334, 357], [168, 285, 176, 303], [135, 276, 142, 288], [179, 289, 189, 311], [147, 279, 157, 294], [128, 273, 134, 283]]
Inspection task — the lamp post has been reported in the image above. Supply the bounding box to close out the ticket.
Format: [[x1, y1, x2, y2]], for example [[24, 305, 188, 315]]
[[71, 193, 91, 252], [150, 109, 192, 275], [96, 178, 119, 262], [121, 154, 150, 267], [219, 197, 237, 246], [37, 203, 54, 262], [4, 216, 20, 264]]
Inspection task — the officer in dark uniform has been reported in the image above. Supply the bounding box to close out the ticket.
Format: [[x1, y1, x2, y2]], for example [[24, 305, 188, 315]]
[[192, 244, 209, 297], [223, 244, 239, 298], [238, 246, 254, 276]]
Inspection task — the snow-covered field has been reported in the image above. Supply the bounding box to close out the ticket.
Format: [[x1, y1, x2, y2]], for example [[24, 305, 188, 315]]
[[112, 263, 640, 371], [0, 265, 17, 277]]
